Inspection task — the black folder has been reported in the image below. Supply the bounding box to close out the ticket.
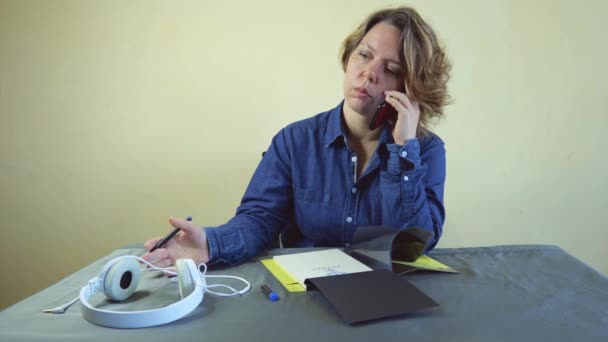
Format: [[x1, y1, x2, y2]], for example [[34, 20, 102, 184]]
[[306, 269, 438, 324]]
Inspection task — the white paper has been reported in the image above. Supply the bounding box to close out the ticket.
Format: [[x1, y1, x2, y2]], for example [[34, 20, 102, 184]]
[[273, 249, 372, 287]]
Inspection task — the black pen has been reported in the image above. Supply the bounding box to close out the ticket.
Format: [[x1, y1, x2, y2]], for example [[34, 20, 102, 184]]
[[149, 216, 192, 252], [261, 284, 279, 301]]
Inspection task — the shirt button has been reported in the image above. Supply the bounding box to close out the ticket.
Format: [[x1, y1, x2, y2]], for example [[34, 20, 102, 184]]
[[351, 156, 357, 163], [403, 175, 409, 181], [346, 217, 353, 223], [351, 187, 357, 194], [401, 151, 408, 158]]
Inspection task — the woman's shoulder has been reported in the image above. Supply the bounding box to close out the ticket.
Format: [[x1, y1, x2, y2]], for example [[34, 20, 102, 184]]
[[419, 130, 445, 153], [265, 104, 340, 152], [284, 105, 339, 131], [279, 103, 342, 140]]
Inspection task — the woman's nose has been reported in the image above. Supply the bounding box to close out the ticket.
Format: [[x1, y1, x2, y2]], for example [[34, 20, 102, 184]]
[[363, 68, 377, 83], [363, 62, 382, 83]]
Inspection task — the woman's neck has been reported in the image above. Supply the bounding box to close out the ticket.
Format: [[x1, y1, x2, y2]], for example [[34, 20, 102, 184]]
[[342, 107, 382, 145]]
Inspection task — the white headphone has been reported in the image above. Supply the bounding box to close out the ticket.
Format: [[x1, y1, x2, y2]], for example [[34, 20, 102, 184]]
[[44, 255, 250, 329]]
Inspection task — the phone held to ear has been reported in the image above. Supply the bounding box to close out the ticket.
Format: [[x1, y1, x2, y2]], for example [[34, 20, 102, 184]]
[[368, 101, 398, 130]]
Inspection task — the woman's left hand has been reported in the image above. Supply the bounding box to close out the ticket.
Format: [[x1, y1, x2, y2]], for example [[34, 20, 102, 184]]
[[383, 90, 420, 145]]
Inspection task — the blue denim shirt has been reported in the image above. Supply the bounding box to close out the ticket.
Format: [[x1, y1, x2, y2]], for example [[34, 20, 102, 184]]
[[205, 102, 446, 265]]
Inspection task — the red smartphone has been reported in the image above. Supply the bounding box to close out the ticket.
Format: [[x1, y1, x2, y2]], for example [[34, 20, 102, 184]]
[[368, 101, 398, 130]]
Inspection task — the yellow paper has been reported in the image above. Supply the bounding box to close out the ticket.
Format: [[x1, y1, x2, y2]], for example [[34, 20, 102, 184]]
[[393, 255, 458, 273], [260, 258, 307, 292]]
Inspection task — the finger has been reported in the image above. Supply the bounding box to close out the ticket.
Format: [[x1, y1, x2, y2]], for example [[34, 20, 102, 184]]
[[385, 90, 412, 110], [384, 94, 407, 114], [152, 258, 174, 269], [141, 248, 169, 264], [144, 237, 163, 251], [168, 216, 197, 234]]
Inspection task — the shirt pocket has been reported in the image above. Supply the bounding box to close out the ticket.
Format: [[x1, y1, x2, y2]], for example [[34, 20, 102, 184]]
[[293, 187, 332, 242]]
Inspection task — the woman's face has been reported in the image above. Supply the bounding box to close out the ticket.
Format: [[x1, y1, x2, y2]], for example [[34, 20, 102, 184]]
[[343, 22, 404, 118]]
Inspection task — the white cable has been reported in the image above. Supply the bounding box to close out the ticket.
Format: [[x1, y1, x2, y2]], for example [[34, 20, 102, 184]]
[[204, 275, 251, 296], [197, 262, 251, 296], [41, 296, 80, 314]]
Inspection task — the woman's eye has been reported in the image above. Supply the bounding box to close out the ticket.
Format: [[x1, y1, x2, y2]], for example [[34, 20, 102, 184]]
[[358, 52, 368, 59], [386, 68, 402, 77]]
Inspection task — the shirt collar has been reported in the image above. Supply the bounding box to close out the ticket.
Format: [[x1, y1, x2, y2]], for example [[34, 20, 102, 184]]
[[324, 101, 346, 147], [324, 100, 394, 147]]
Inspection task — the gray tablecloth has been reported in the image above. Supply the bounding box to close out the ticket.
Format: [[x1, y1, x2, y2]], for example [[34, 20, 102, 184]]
[[1, 245, 607, 342]]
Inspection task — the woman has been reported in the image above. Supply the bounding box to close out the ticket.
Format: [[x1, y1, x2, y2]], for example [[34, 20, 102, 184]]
[[143, 6, 451, 267]]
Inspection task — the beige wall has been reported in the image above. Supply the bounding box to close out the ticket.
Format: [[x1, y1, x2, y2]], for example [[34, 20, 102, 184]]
[[1, 0, 606, 309]]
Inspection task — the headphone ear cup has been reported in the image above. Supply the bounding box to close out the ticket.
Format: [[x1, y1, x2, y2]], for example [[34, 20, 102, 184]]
[[176, 259, 195, 299], [103, 257, 141, 301]]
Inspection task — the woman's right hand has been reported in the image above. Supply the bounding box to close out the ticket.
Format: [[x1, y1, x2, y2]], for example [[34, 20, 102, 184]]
[[142, 216, 210, 268]]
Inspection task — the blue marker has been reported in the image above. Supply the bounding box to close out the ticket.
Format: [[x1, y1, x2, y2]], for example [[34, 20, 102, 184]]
[[261, 284, 279, 301], [149, 216, 192, 252]]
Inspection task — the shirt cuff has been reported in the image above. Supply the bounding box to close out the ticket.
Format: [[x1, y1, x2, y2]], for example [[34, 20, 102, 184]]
[[204, 227, 221, 264], [203, 225, 246, 265], [386, 139, 421, 174]]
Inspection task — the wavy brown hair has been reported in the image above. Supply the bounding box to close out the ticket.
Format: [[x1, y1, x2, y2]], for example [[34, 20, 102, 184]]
[[340, 6, 452, 134]]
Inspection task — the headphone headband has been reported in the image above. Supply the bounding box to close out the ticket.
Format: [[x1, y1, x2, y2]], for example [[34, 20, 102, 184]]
[[43, 255, 251, 328], [80, 258, 204, 329]]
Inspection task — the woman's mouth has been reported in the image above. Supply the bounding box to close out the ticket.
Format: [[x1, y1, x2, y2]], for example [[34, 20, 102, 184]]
[[355, 87, 371, 98]]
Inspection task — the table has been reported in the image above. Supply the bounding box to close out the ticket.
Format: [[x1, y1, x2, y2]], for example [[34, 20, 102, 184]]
[[1, 245, 607, 342]]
